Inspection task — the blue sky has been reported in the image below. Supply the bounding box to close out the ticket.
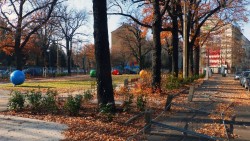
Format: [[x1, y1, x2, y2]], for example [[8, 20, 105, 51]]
[[242, 5, 250, 40], [70, 0, 250, 42], [243, 23, 250, 40]]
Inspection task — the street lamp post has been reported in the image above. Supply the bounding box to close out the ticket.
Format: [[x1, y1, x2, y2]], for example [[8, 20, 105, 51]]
[[47, 49, 51, 75], [57, 42, 60, 73]]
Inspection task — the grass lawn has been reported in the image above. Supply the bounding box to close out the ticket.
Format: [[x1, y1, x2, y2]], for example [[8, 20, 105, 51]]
[[0, 74, 139, 93]]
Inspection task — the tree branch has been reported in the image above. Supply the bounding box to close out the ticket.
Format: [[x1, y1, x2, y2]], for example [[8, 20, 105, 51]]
[[108, 12, 152, 28]]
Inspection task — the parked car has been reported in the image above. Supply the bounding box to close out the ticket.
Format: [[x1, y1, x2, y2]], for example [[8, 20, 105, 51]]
[[240, 71, 250, 87], [123, 68, 137, 74], [234, 71, 241, 80], [245, 74, 250, 89], [112, 69, 122, 75]]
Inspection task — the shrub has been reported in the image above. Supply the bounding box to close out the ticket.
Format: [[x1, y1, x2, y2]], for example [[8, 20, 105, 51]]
[[166, 75, 182, 90], [83, 90, 93, 101], [99, 103, 114, 122], [182, 76, 197, 85], [123, 93, 134, 112], [26, 90, 42, 113], [64, 95, 83, 116], [199, 74, 205, 78], [55, 72, 68, 77], [41, 89, 58, 114], [136, 94, 147, 111], [8, 91, 25, 111], [112, 83, 117, 90], [193, 74, 200, 80]]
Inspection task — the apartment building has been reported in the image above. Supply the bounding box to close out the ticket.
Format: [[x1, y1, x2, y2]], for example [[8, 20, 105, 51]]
[[200, 22, 250, 74]]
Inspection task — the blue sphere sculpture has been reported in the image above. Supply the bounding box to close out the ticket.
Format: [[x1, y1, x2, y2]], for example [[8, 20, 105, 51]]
[[10, 70, 25, 85]]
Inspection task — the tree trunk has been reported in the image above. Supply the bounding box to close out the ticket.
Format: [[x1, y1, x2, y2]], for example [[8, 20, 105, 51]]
[[93, 0, 115, 110], [194, 44, 200, 75], [15, 1, 24, 70], [138, 44, 143, 70], [139, 56, 144, 71], [14, 29, 23, 70], [15, 31, 24, 70], [15, 47, 23, 70], [194, 26, 200, 75], [168, 54, 172, 73], [188, 42, 194, 76], [151, 0, 162, 91], [172, 14, 179, 77]]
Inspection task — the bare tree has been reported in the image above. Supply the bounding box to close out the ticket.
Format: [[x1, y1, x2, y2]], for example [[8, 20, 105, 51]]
[[55, 4, 88, 75], [109, 0, 171, 91], [35, 21, 58, 68], [0, 0, 59, 70], [117, 23, 152, 70]]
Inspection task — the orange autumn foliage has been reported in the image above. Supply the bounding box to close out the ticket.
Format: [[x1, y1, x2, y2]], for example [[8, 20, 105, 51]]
[[83, 44, 95, 61], [0, 31, 41, 57], [141, 3, 172, 45]]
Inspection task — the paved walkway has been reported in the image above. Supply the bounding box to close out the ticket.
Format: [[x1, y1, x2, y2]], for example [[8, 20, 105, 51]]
[[147, 74, 250, 141], [0, 115, 67, 141], [0, 89, 10, 112], [0, 90, 67, 141]]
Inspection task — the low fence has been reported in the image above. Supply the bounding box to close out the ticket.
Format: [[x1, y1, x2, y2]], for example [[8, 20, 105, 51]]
[[126, 81, 235, 141]]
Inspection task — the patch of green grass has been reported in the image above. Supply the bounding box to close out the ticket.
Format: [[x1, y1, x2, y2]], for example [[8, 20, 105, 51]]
[[0, 74, 139, 93], [112, 74, 139, 84], [0, 81, 92, 93]]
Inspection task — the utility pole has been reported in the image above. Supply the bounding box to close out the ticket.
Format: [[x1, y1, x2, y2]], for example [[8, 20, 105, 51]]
[[183, 0, 188, 79]]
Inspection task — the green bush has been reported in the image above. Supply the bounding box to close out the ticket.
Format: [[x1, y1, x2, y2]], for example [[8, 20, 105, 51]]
[[182, 77, 190, 84], [136, 95, 147, 111], [123, 93, 134, 112], [8, 91, 25, 111], [64, 95, 83, 116], [83, 90, 93, 101], [26, 90, 42, 113], [55, 72, 68, 77], [112, 83, 117, 90], [41, 89, 58, 114], [166, 75, 182, 90], [199, 74, 205, 78], [99, 103, 114, 122], [164, 73, 203, 90], [193, 74, 200, 80]]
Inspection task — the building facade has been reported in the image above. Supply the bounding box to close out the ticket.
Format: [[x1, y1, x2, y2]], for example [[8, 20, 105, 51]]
[[200, 22, 250, 74]]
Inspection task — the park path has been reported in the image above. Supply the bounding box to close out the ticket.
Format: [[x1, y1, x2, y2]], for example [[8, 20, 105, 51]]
[[0, 88, 68, 141], [0, 115, 67, 141], [146, 74, 250, 141], [0, 89, 11, 112]]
